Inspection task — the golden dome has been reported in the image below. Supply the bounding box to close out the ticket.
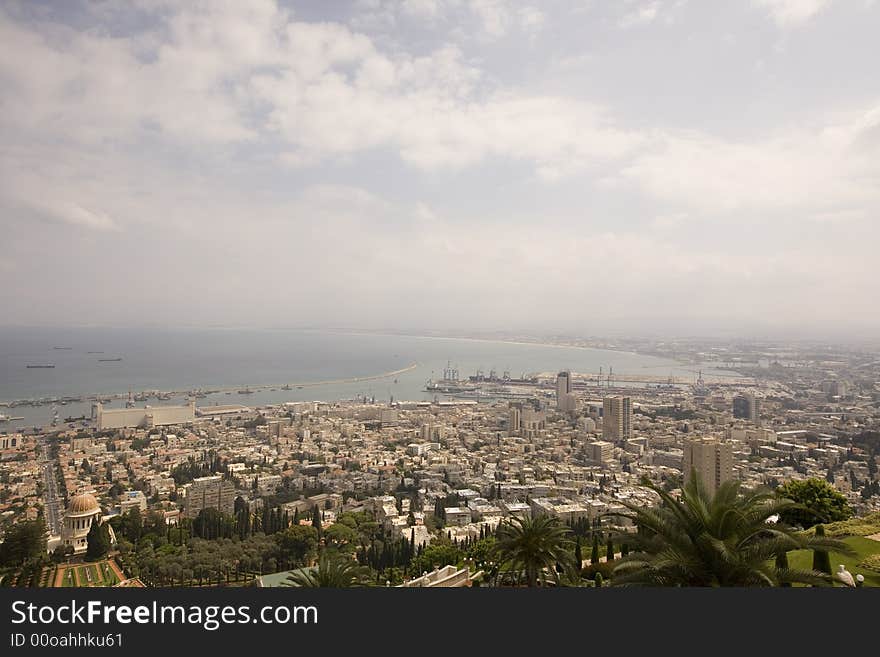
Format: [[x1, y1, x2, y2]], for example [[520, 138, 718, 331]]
[[67, 493, 100, 516]]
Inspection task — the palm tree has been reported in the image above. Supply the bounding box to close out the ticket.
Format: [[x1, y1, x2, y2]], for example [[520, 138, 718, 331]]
[[610, 473, 851, 587], [496, 514, 574, 587], [282, 553, 369, 588]]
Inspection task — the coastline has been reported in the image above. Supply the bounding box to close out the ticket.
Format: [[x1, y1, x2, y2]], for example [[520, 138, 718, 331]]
[[314, 328, 646, 357], [0, 362, 420, 408]]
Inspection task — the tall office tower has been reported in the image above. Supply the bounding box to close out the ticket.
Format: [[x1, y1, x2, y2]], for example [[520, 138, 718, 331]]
[[602, 395, 632, 441], [185, 475, 236, 519], [508, 402, 522, 437], [556, 371, 572, 409], [733, 393, 761, 425], [683, 437, 733, 494]]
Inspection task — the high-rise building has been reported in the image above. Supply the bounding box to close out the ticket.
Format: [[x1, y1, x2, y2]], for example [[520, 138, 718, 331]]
[[185, 475, 236, 519], [602, 395, 631, 441], [508, 402, 522, 437], [556, 371, 572, 409], [733, 394, 761, 425], [683, 438, 733, 494], [521, 405, 546, 440]]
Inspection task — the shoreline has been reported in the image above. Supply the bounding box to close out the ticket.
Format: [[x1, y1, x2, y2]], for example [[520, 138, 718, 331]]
[[0, 362, 420, 408]]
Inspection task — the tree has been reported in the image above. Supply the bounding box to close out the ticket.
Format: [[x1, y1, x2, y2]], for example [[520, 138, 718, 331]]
[[496, 515, 574, 587], [776, 478, 852, 528], [410, 541, 462, 576], [574, 537, 583, 566], [124, 507, 143, 542], [590, 534, 600, 565], [611, 473, 851, 586], [323, 523, 358, 554], [283, 553, 368, 587], [311, 505, 322, 537], [51, 545, 75, 564], [275, 525, 319, 568], [85, 520, 111, 561], [775, 550, 791, 587], [811, 524, 832, 576], [606, 538, 615, 562], [0, 520, 47, 567], [594, 572, 603, 588]]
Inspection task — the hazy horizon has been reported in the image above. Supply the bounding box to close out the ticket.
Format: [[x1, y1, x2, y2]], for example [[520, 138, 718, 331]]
[[2, 1, 879, 339]]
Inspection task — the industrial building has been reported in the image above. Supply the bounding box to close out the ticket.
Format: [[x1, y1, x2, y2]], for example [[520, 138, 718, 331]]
[[92, 401, 195, 430]]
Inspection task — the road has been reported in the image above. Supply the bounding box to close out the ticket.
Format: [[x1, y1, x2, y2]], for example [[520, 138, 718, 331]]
[[38, 437, 63, 537]]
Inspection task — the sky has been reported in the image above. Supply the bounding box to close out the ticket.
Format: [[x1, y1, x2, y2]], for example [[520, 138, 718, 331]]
[[1, 0, 879, 340]]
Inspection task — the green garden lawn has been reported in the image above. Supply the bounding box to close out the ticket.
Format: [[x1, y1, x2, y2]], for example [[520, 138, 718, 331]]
[[788, 536, 880, 587]]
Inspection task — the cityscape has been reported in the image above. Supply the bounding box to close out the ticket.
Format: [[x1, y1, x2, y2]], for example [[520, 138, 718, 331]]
[[1, 0, 879, 597], [2, 333, 879, 588]]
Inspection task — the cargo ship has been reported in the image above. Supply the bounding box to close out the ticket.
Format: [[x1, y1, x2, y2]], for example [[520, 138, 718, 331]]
[[26, 364, 55, 368], [98, 358, 122, 362]]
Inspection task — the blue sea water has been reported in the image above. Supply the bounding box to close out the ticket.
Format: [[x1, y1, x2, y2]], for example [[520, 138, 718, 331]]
[[0, 326, 707, 430]]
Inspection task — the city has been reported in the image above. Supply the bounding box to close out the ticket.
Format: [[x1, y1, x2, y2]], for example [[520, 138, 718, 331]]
[[2, 334, 878, 588]]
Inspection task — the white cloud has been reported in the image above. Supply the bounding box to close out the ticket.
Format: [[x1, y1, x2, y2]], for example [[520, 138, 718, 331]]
[[621, 103, 880, 215], [1, 1, 879, 333], [752, 0, 832, 27], [518, 6, 545, 36], [619, 2, 661, 28]]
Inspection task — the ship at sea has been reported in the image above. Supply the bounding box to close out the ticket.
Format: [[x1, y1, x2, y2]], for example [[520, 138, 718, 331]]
[[26, 364, 55, 368], [98, 357, 123, 362]]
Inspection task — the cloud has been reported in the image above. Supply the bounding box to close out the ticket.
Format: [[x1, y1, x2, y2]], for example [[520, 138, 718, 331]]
[[621, 103, 880, 215], [1, 1, 879, 334], [618, 2, 661, 28], [752, 0, 832, 27]]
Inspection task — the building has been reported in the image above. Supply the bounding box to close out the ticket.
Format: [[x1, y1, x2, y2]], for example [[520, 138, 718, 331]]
[[194, 404, 252, 418], [602, 396, 632, 442], [556, 371, 573, 410], [443, 507, 472, 526], [0, 433, 23, 450], [93, 401, 195, 430], [733, 394, 761, 425], [588, 440, 614, 464], [61, 493, 104, 554], [529, 497, 591, 523], [508, 403, 522, 437], [118, 490, 148, 514], [398, 564, 479, 587], [683, 438, 733, 494], [521, 405, 546, 440], [184, 475, 236, 519]]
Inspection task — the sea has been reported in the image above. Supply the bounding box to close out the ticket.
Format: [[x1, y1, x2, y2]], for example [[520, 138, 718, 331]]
[[0, 326, 724, 431]]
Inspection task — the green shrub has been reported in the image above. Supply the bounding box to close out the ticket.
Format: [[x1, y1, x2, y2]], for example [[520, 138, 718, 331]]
[[802, 512, 880, 538], [859, 554, 880, 573]]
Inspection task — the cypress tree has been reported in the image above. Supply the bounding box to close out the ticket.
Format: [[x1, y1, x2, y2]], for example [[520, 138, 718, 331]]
[[621, 543, 629, 557], [312, 505, 322, 537], [85, 520, 110, 561], [574, 537, 583, 567], [591, 534, 600, 565], [594, 572, 603, 588], [775, 550, 791, 587], [606, 538, 615, 562], [812, 524, 832, 576]]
